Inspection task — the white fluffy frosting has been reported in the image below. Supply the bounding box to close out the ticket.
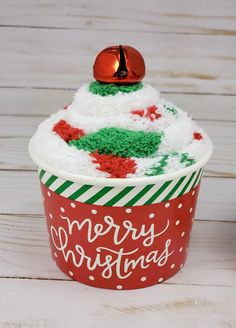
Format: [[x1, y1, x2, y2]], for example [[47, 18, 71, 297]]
[[29, 83, 212, 178], [70, 83, 160, 116]]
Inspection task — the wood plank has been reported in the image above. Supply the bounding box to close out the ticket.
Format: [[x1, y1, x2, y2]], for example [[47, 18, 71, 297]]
[[0, 279, 235, 328], [0, 88, 74, 117], [0, 138, 33, 171], [1, 116, 235, 177], [197, 177, 236, 221], [0, 171, 235, 221], [0, 115, 42, 137], [0, 215, 235, 287], [0, 3, 234, 324], [1, 88, 236, 121], [0, 171, 44, 216], [0, 28, 236, 94], [1, 0, 236, 35], [200, 120, 236, 177]]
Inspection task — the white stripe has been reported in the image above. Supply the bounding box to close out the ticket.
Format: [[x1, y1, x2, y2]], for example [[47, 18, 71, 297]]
[[133, 183, 162, 206], [169, 176, 188, 200], [189, 168, 202, 191], [42, 168, 202, 206], [155, 177, 185, 203], [154, 180, 175, 203], [185, 169, 200, 194], [41, 172, 52, 184], [91, 187, 125, 205], [61, 183, 82, 198], [170, 173, 192, 200], [49, 177, 66, 192], [114, 185, 146, 206], [76, 186, 102, 202], [195, 168, 203, 187]]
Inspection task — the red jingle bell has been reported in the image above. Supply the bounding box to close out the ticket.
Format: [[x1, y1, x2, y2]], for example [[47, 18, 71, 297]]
[[93, 45, 145, 84]]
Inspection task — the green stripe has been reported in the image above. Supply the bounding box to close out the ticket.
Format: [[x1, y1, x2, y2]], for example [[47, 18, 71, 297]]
[[195, 168, 203, 187], [178, 171, 196, 197], [45, 175, 58, 187], [85, 187, 114, 204], [104, 186, 135, 206], [191, 169, 202, 190], [39, 169, 46, 180], [55, 180, 74, 195], [144, 180, 172, 205], [125, 184, 155, 207], [68, 185, 93, 201], [163, 176, 186, 201]]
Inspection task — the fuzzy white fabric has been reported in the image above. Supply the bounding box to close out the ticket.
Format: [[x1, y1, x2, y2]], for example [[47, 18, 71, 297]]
[[29, 83, 213, 178], [70, 83, 160, 116]]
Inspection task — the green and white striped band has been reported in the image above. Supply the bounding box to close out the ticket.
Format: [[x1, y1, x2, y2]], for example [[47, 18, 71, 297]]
[[39, 168, 203, 207]]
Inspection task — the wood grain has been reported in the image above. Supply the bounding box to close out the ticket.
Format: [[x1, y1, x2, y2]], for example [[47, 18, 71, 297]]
[[0, 1, 236, 326], [1, 88, 236, 121], [0, 215, 235, 287], [200, 120, 236, 177], [0, 27, 235, 94], [0, 116, 41, 138], [1, 0, 236, 35], [0, 171, 235, 221], [0, 278, 235, 328]]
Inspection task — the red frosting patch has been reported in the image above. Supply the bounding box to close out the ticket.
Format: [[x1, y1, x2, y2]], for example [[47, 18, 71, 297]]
[[132, 109, 145, 117], [193, 132, 203, 140], [63, 104, 71, 110], [53, 120, 85, 142], [132, 105, 161, 121], [90, 151, 137, 178], [146, 105, 161, 121]]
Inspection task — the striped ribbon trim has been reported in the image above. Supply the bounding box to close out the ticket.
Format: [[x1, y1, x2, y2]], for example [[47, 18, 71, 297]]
[[39, 168, 203, 207]]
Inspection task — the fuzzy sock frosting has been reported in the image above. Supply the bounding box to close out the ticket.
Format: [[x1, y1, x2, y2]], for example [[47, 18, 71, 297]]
[[29, 82, 212, 178], [69, 127, 163, 158], [89, 81, 143, 96]]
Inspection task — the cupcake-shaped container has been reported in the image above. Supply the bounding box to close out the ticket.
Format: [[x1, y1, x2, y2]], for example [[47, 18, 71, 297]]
[[29, 45, 213, 290]]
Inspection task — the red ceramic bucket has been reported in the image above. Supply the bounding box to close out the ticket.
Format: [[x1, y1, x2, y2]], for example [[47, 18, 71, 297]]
[[31, 151, 211, 290]]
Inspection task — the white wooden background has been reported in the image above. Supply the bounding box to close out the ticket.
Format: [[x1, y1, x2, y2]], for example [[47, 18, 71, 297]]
[[0, 1, 236, 327]]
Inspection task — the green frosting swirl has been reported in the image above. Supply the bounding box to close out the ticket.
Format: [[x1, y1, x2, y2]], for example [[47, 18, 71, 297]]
[[69, 127, 163, 158], [145, 152, 195, 176], [89, 81, 143, 96]]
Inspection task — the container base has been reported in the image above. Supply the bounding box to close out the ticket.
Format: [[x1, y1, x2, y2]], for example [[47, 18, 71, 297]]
[[41, 182, 199, 290]]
